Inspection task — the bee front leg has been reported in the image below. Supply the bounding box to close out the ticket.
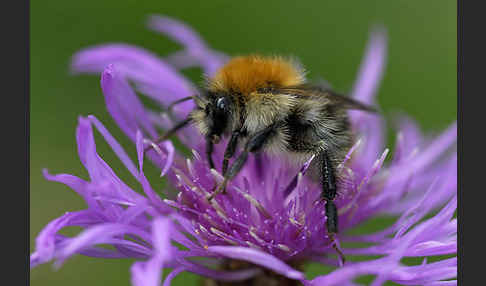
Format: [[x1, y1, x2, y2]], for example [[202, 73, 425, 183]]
[[207, 131, 240, 198], [206, 139, 215, 169], [319, 151, 346, 265], [207, 124, 277, 201], [222, 130, 241, 176]]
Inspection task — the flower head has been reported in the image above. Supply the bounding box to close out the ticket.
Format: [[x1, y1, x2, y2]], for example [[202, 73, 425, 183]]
[[31, 15, 457, 286]]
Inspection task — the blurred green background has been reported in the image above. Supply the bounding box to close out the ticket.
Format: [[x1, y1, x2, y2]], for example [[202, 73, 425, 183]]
[[31, 0, 456, 285]]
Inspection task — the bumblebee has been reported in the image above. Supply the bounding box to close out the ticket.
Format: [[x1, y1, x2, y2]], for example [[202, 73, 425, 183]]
[[151, 55, 376, 262]]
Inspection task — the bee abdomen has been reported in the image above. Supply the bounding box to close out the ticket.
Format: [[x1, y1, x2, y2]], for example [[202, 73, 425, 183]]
[[283, 102, 353, 165]]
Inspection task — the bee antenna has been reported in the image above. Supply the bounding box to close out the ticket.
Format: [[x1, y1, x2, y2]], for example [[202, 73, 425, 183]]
[[166, 96, 196, 120], [143, 117, 192, 154]]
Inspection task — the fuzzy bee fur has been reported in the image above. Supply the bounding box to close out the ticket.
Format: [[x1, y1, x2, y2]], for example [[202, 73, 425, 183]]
[[152, 55, 377, 263]]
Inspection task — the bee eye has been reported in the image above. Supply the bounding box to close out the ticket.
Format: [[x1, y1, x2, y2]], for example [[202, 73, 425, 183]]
[[216, 97, 228, 112]]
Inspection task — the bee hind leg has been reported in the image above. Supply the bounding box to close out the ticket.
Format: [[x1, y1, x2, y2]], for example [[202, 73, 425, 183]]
[[207, 124, 277, 202], [319, 151, 346, 265]]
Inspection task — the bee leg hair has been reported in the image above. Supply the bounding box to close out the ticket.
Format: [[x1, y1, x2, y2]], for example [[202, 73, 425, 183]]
[[222, 130, 241, 176], [206, 139, 215, 169], [320, 151, 346, 265], [207, 124, 277, 201]]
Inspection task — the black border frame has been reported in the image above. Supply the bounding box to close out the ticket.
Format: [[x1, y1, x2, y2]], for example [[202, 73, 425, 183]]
[[457, 0, 462, 283], [5, 0, 30, 285], [459, 0, 486, 284]]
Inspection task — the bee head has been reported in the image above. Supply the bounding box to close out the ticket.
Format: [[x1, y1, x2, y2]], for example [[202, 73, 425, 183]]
[[191, 91, 234, 144]]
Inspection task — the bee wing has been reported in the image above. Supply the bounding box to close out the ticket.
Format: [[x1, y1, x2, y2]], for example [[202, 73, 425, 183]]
[[321, 90, 378, 113], [276, 85, 378, 113]]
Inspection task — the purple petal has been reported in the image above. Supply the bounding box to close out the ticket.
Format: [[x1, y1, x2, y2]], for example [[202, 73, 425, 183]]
[[147, 15, 207, 51], [30, 213, 75, 267], [162, 267, 185, 286], [77, 248, 128, 259], [76, 116, 142, 204], [350, 26, 387, 105], [118, 203, 151, 224], [345, 195, 456, 258], [98, 69, 182, 185], [100, 64, 157, 140], [59, 235, 150, 259], [168, 213, 205, 248], [152, 217, 172, 260], [42, 170, 102, 209], [310, 259, 386, 285], [131, 218, 172, 286], [147, 15, 228, 75], [75, 244, 132, 259], [394, 179, 441, 238], [88, 115, 140, 179], [387, 122, 457, 186], [424, 281, 457, 286], [284, 154, 315, 197], [99, 63, 198, 150], [348, 27, 387, 145], [392, 115, 423, 163], [310, 258, 456, 286], [177, 260, 261, 282], [160, 142, 175, 176], [135, 131, 174, 210], [208, 246, 304, 280], [355, 116, 386, 169], [72, 43, 196, 117], [56, 223, 152, 266], [30, 210, 103, 268]]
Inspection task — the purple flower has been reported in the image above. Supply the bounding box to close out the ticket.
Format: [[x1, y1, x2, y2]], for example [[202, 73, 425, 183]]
[[31, 15, 457, 286]]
